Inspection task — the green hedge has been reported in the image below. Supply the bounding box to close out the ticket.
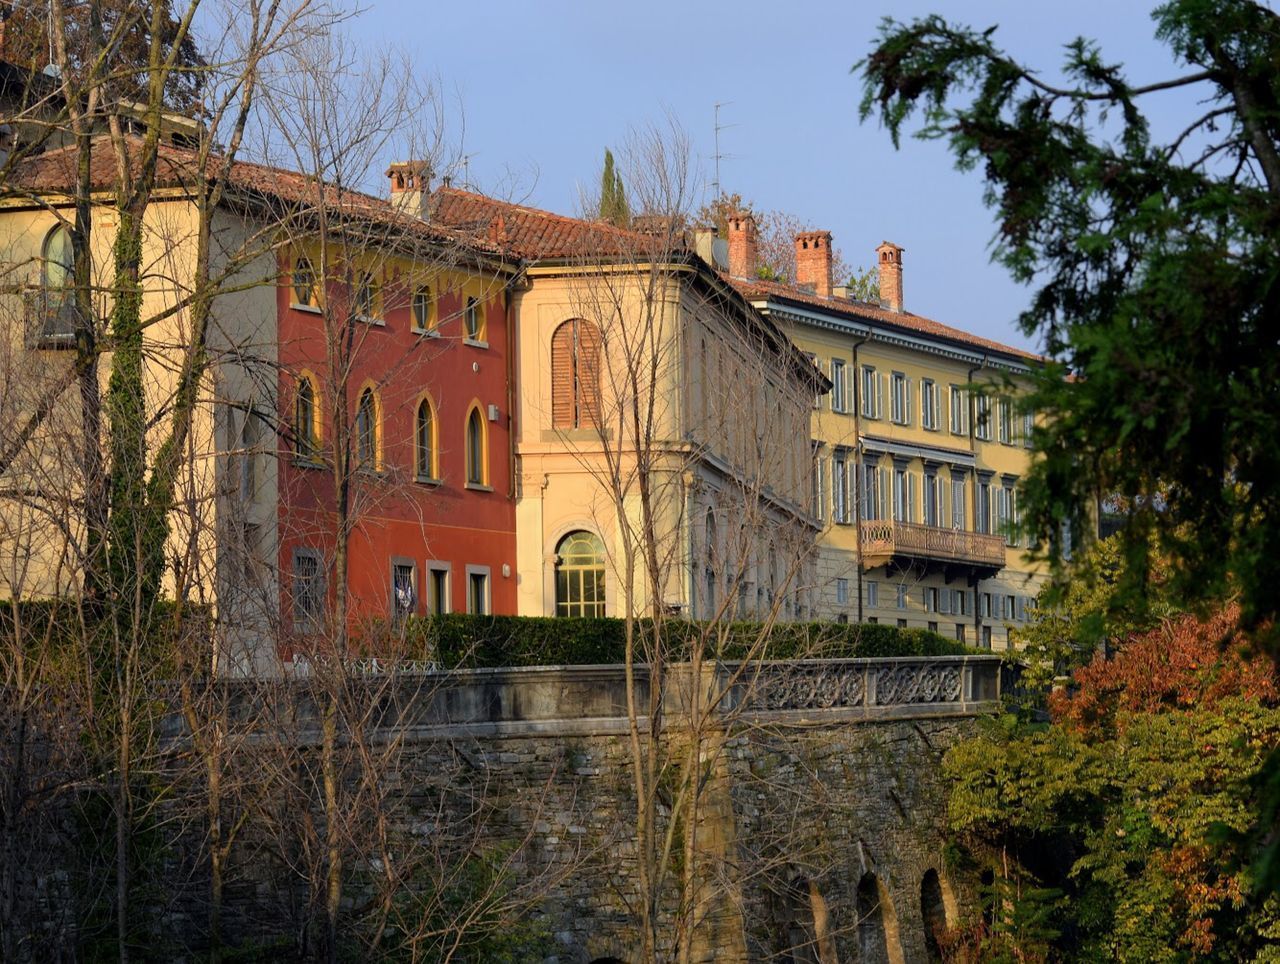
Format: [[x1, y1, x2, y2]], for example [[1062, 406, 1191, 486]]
[[402, 614, 971, 669]]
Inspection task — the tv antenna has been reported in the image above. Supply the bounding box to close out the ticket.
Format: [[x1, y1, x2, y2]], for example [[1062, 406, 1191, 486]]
[[461, 152, 479, 189], [713, 101, 737, 199]]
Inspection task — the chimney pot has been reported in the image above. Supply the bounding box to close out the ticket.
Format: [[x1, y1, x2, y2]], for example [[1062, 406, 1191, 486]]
[[726, 211, 759, 279], [386, 160, 432, 219], [876, 241, 904, 312], [794, 230, 833, 298]]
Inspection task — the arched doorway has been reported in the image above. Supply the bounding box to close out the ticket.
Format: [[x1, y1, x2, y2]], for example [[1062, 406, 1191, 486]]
[[856, 872, 905, 964]]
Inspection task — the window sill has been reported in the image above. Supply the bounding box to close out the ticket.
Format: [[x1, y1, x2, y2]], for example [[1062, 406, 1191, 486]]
[[293, 455, 326, 469], [415, 475, 442, 487], [290, 302, 323, 314], [413, 327, 442, 338], [463, 338, 489, 349], [357, 314, 386, 327], [464, 481, 493, 492]]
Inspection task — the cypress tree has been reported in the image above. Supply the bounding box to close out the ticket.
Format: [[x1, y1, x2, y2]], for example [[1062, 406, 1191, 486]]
[[598, 149, 630, 226]]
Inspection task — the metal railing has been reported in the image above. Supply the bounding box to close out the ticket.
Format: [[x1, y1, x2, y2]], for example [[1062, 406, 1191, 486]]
[[860, 519, 1006, 568]]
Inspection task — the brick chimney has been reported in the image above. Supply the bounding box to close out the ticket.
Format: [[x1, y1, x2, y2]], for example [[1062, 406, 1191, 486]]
[[877, 241, 904, 312], [726, 211, 758, 279], [795, 230, 833, 298], [386, 161, 432, 219]]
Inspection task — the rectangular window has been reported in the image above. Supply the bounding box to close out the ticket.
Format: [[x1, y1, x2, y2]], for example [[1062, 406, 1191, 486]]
[[831, 359, 847, 413], [427, 563, 451, 615], [1000, 484, 1018, 546], [928, 621, 938, 633], [921, 378, 939, 430], [867, 580, 878, 608], [897, 618, 908, 628], [1006, 594, 1017, 621], [998, 398, 1012, 444], [836, 578, 849, 606], [925, 587, 939, 612], [896, 584, 907, 609], [949, 385, 968, 435], [956, 623, 967, 643], [977, 480, 993, 534], [806, 353, 820, 409], [890, 372, 910, 424], [466, 566, 490, 615], [832, 453, 849, 524], [292, 548, 324, 629], [923, 473, 939, 526], [983, 592, 993, 618], [893, 468, 914, 523], [392, 561, 417, 621], [862, 462, 880, 521], [951, 476, 966, 529], [861, 365, 880, 418], [975, 395, 993, 441], [982, 625, 993, 648], [1023, 409, 1035, 449], [813, 455, 826, 520]]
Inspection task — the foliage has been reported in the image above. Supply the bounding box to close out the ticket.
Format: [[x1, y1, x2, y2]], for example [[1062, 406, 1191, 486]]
[[857, 2, 1280, 661], [399, 614, 971, 668], [598, 148, 631, 226], [1012, 532, 1179, 689], [944, 609, 1280, 960]]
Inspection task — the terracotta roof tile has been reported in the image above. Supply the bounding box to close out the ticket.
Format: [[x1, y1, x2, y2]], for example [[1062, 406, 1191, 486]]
[[9, 136, 502, 255], [728, 275, 1039, 363]]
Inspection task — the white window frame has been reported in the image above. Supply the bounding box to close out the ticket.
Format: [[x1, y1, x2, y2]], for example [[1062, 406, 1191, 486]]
[[832, 453, 849, 524], [835, 578, 850, 606], [860, 365, 881, 419], [830, 359, 847, 413], [921, 378, 939, 431], [890, 372, 910, 425], [949, 385, 968, 435], [866, 580, 878, 608], [974, 394, 993, 441], [998, 397, 1012, 444]]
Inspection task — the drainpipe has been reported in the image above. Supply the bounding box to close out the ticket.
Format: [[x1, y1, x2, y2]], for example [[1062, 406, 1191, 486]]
[[967, 353, 988, 644], [850, 330, 872, 624]]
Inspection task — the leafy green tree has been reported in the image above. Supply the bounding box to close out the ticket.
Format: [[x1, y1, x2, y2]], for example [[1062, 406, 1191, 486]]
[[857, 1, 1280, 659], [945, 608, 1280, 961], [598, 148, 630, 226]]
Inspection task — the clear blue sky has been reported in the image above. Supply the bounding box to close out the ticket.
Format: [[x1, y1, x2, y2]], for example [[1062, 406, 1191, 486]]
[[343, 1, 1222, 352]]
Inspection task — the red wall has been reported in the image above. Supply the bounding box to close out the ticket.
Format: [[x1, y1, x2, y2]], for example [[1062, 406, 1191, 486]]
[[275, 255, 517, 647]]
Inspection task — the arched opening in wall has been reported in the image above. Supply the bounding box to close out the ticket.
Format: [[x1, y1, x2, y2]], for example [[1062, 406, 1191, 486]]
[[921, 868, 949, 961], [856, 872, 905, 964], [980, 868, 997, 928], [703, 509, 718, 618], [555, 530, 606, 617], [588, 958, 627, 964]]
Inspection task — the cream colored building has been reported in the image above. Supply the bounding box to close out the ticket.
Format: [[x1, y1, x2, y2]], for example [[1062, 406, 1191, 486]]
[[433, 191, 825, 622], [724, 217, 1044, 650]]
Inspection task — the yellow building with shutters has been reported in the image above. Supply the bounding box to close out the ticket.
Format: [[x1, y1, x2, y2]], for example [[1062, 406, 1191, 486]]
[[725, 216, 1044, 650]]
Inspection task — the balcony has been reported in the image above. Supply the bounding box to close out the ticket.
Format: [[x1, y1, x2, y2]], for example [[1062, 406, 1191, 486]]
[[859, 519, 1007, 573], [23, 289, 82, 349]]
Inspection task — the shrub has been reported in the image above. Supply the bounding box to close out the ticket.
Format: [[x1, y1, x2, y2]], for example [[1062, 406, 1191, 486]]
[[400, 614, 971, 669]]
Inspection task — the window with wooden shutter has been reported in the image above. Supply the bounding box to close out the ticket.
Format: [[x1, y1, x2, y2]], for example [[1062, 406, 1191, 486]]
[[551, 318, 602, 429]]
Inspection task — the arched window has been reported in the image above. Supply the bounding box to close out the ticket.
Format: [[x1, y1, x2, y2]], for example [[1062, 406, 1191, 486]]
[[356, 387, 379, 468], [415, 397, 437, 480], [412, 285, 434, 332], [292, 255, 318, 308], [465, 407, 486, 485], [295, 375, 319, 458], [921, 869, 949, 962], [551, 318, 602, 429], [354, 271, 379, 319], [555, 531, 605, 618], [464, 296, 485, 341], [42, 224, 73, 295]]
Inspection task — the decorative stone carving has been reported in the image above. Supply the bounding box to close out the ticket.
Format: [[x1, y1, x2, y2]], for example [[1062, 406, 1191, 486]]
[[752, 663, 866, 711], [875, 664, 963, 705]]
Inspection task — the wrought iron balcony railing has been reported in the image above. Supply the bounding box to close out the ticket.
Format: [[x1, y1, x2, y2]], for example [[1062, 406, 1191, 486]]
[[859, 519, 1007, 570]]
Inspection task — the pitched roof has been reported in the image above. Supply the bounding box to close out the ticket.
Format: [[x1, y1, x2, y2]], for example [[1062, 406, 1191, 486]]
[[728, 275, 1040, 364], [431, 186, 661, 260], [7, 136, 504, 257]]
